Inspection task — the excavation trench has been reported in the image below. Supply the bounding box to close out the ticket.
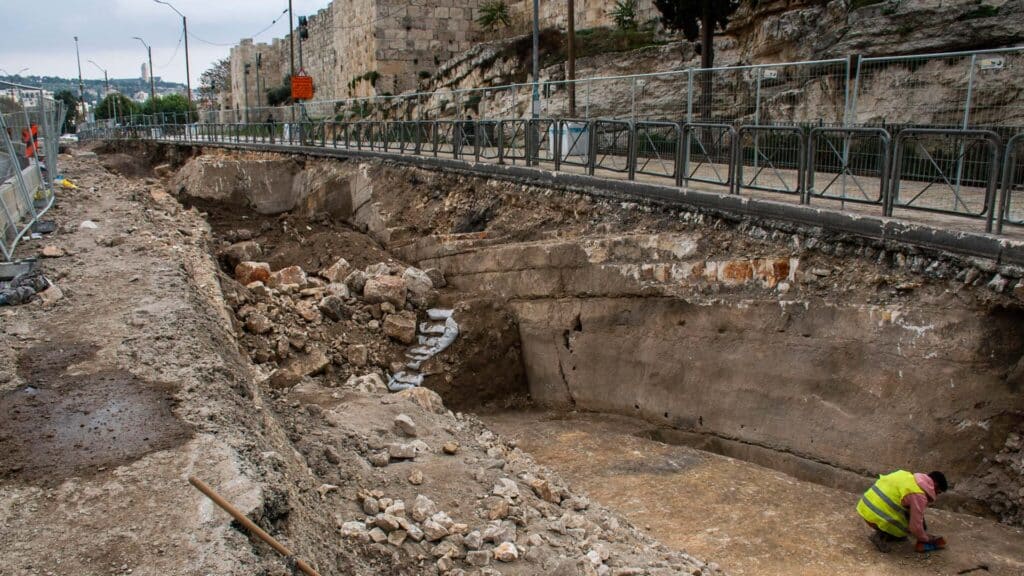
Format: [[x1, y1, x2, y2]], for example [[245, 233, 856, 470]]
[[146, 144, 1024, 575]]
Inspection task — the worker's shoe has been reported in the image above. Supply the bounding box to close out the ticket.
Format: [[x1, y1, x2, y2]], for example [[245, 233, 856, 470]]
[[870, 531, 893, 553]]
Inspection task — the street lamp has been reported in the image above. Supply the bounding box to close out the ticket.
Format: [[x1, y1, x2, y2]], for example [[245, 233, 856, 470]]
[[153, 0, 192, 118], [133, 36, 156, 112], [88, 59, 117, 124], [0, 67, 30, 76], [87, 60, 109, 97], [74, 36, 86, 118]]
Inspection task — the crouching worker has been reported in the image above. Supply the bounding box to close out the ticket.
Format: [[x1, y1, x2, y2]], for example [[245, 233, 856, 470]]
[[857, 470, 949, 553]]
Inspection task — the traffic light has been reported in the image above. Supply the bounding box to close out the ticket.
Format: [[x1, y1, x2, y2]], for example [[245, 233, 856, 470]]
[[298, 16, 309, 40]]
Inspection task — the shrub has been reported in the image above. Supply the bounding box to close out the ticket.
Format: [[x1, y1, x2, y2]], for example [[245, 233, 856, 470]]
[[477, 1, 512, 31], [610, 0, 639, 30]]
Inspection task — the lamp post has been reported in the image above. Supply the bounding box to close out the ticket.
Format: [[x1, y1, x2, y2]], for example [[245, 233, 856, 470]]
[[133, 36, 156, 113], [87, 60, 109, 97], [255, 53, 262, 109], [243, 63, 251, 123], [153, 0, 193, 119], [74, 36, 86, 118], [0, 67, 30, 77], [88, 59, 115, 124]]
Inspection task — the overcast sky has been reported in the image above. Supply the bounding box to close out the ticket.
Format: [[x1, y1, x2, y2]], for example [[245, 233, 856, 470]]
[[0, 0, 330, 86]]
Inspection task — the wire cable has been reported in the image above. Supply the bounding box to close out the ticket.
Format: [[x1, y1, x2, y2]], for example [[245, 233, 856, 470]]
[[157, 28, 184, 69], [188, 8, 290, 47]]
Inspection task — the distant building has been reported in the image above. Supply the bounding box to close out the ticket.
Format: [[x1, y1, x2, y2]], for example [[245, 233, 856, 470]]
[[2, 87, 55, 109], [141, 63, 150, 83], [132, 91, 149, 103]]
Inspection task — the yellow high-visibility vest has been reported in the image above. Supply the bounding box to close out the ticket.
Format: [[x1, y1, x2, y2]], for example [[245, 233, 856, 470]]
[[856, 470, 925, 537]]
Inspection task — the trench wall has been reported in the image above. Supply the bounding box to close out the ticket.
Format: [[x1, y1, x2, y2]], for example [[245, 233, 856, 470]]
[[151, 142, 1024, 522]]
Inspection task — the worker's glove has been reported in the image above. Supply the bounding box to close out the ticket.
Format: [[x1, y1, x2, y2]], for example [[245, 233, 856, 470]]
[[915, 536, 947, 553]]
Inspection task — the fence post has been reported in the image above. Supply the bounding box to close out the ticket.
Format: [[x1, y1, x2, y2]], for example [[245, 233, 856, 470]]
[[953, 54, 978, 201], [631, 76, 637, 123]]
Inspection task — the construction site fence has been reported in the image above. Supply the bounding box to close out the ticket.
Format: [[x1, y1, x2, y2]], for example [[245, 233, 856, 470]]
[[1, 80, 65, 262], [86, 46, 1024, 132], [81, 117, 1024, 235]]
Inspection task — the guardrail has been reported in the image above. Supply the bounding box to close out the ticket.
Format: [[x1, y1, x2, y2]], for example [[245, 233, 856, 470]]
[[83, 119, 1024, 236]]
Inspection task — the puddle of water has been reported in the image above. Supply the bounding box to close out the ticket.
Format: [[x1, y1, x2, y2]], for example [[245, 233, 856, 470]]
[[0, 343, 193, 486]]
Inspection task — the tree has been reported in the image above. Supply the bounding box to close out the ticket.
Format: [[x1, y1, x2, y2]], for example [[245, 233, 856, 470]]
[[54, 90, 80, 133], [198, 57, 231, 106], [141, 93, 195, 122], [0, 96, 22, 115], [94, 93, 138, 121], [653, 0, 752, 119]]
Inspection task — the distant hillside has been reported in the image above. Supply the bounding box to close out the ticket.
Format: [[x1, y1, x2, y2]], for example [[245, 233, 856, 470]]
[[0, 75, 187, 104]]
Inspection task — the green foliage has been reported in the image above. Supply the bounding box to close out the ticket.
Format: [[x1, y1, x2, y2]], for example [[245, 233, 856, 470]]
[[476, 0, 512, 31], [199, 57, 231, 101], [610, 0, 640, 30], [958, 5, 999, 20], [348, 71, 381, 91], [266, 75, 292, 107], [54, 90, 80, 132], [575, 27, 665, 58], [94, 93, 138, 120]]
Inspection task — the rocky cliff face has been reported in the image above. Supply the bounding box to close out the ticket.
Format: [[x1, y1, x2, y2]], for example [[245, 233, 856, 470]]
[[406, 0, 1024, 127]]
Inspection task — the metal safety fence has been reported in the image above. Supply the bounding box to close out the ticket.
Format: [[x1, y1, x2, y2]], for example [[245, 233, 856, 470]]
[[1, 80, 65, 262], [83, 117, 1024, 235], [89, 46, 1024, 134]]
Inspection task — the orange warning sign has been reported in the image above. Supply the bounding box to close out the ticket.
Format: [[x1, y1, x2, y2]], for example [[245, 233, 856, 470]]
[[291, 75, 314, 101]]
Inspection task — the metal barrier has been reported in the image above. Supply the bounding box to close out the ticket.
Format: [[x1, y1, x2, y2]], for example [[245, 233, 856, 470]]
[[890, 128, 1001, 230], [0, 80, 62, 262], [553, 119, 592, 172], [498, 119, 528, 165], [996, 133, 1024, 233], [806, 127, 890, 209], [681, 123, 736, 191], [82, 119, 1024, 236], [593, 120, 632, 175], [736, 126, 805, 197], [635, 121, 681, 181]]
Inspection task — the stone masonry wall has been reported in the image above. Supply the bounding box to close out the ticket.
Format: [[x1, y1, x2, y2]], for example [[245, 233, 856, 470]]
[[508, 0, 659, 30]]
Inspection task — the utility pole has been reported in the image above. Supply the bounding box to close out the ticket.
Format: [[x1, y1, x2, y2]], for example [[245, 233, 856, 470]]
[[244, 63, 251, 123], [256, 53, 262, 108], [531, 0, 540, 118], [567, 0, 576, 117], [154, 1, 193, 119], [73, 36, 85, 119], [288, 0, 295, 81], [134, 37, 156, 112], [88, 60, 109, 97]]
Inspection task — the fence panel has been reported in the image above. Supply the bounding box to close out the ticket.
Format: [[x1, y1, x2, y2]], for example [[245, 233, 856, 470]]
[[853, 53, 974, 127], [681, 123, 736, 191], [890, 128, 1001, 230], [997, 133, 1024, 232], [499, 119, 529, 165], [0, 82, 60, 262], [593, 120, 632, 174], [806, 127, 890, 208], [635, 121, 680, 180], [736, 126, 805, 197]]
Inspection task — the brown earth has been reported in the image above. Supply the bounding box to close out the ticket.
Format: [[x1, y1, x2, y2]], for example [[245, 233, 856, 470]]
[[0, 146, 722, 576], [487, 410, 1024, 576]]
